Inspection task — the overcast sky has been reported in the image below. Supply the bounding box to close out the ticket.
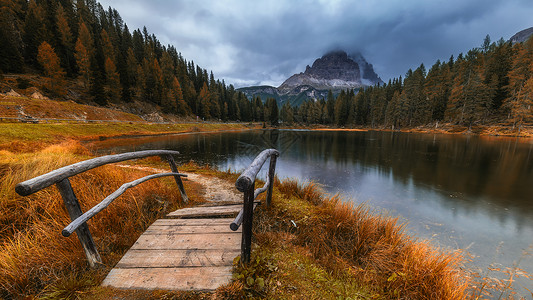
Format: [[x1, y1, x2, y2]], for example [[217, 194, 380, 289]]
[[98, 0, 533, 88]]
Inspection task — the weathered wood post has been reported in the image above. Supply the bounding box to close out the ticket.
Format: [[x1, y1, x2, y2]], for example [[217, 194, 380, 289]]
[[165, 154, 189, 203], [56, 178, 102, 268], [241, 182, 255, 264], [265, 154, 278, 208], [234, 149, 280, 264]]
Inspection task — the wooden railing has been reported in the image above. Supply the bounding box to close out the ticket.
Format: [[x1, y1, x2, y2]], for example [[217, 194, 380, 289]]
[[231, 149, 280, 263], [15, 150, 189, 268]]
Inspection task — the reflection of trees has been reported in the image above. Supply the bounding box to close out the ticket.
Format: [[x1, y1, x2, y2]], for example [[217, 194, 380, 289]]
[[96, 129, 533, 225], [276, 130, 533, 221]]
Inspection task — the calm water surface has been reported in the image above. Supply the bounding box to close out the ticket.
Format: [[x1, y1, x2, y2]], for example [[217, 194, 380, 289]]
[[92, 129, 533, 294]]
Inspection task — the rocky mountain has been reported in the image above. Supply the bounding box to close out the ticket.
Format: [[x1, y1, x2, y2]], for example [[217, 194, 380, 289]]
[[238, 50, 383, 106], [509, 27, 533, 44]]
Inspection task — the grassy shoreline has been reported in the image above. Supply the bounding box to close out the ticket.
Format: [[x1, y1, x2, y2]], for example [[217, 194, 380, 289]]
[[0, 122, 258, 152], [0, 142, 469, 299], [1, 121, 529, 298], [291, 123, 533, 138]]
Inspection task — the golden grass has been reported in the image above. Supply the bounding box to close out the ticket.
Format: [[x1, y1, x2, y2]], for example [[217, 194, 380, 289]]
[[248, 179, 469, 299], [0, 141, 200, 298], [0, 122, 252, 152]]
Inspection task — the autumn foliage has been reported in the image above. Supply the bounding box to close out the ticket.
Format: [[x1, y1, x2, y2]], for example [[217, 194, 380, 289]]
[[0, 0, 259, 122]]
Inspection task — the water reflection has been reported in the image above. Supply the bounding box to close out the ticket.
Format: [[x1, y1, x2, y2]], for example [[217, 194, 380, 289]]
[[91, 129, 533, 225], [91, 129, 533, 295]]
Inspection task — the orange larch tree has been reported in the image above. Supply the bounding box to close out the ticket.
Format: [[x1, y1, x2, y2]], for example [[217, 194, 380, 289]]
[[37, 41, 66, 96]]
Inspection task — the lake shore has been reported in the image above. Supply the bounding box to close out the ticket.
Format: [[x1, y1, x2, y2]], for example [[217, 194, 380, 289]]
[[2, 120, 529, 298], [0, 122, 479, 299], [301, 123, 533, 138]]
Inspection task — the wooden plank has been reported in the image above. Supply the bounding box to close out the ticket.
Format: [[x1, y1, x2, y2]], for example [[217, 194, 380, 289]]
[[130, 233, 241, 250], [144, 224, 240, 234], [151, 218, 233, 226], [115, 249, 240, 268], [167, 205, 242, 218], [102, 266, 233, 291]]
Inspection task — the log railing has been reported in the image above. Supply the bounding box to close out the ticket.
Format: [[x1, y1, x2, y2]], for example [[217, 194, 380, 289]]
[[15, 150, 189, 268], [231, 149, 280, 264]]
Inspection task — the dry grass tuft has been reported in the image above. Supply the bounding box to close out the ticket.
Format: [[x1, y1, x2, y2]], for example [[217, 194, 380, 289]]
[[0, 142, 188, 298], [252, 179, 469, 299]]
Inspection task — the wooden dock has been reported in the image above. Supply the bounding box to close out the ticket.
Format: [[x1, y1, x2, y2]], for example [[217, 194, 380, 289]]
[[102, 204, 243, 291]]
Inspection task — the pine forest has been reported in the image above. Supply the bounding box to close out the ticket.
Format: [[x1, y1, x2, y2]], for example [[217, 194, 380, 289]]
[[0, 0, 532, 130], [0, 0, 280, 122], [281, 35, 533, 132]]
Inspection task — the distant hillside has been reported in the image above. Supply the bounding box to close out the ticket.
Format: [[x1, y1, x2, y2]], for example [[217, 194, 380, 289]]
[[0, 0, 260, 123], [238, 85, 331, 107], [238, 50, 383, 106]]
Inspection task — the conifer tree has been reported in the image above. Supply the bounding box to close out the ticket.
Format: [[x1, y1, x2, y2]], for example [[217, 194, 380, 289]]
[[198, 82, 211, 119], [171, 76, 191, 115], [37, 41, 66, 95], [505, 40, 533, 131], [447, 50, 491, 128], [266, 98, 279, 126], [280, 102, 294, 124], [23, 0, 47, 68], [125, 48, 139, 97], [160, 52, 176, 112], [100, 29, 115, 62], [74, 21, 93, 88], [334, 90, 349, 126], [55, 3, 74, 74], [104, 57, 121, 102], [0, 1, 23, 72]]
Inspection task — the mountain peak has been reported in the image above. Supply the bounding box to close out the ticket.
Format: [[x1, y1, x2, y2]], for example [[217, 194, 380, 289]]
[[278, 50, 382, 93], [238, 50, 383, 107], [509, 26, 533, 44]]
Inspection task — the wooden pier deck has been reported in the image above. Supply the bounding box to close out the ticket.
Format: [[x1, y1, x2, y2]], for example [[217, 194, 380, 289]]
[[102, 204, 243, 291], [15, 149, 279, 293]]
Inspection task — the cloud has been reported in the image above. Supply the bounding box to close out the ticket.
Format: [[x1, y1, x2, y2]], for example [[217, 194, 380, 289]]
[[98, 0, 533, 87]]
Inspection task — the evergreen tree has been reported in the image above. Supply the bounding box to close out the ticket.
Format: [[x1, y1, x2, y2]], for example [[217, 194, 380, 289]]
[[74, 21, 93, 88], [326, 90, 335, 123], [55, 3, 74, 75], [505, 40, 533, 131], [125, 47, 138, 97], [100, 29, 116, 62], [334, 90, 349, 126], [104, 57, 121, 102], [37, 41, 66, 95], [0, 0, 24, 72], [23, 0, 47, 68], [266, 98, 279, 126], [171, 76, 190, 115], [446, 49, 492, 128], [198, 82, 211, 119]]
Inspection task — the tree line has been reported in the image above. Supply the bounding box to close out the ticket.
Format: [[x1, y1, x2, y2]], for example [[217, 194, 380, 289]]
[[0, 0, 276, 122], [280, 35, 533, 132]]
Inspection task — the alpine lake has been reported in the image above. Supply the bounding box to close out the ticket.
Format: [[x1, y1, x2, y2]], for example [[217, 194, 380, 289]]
[[90, 128, 533, 296]]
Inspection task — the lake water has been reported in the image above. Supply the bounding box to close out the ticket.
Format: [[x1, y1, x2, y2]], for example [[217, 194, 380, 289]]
[[91, 129, 533, 295]]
